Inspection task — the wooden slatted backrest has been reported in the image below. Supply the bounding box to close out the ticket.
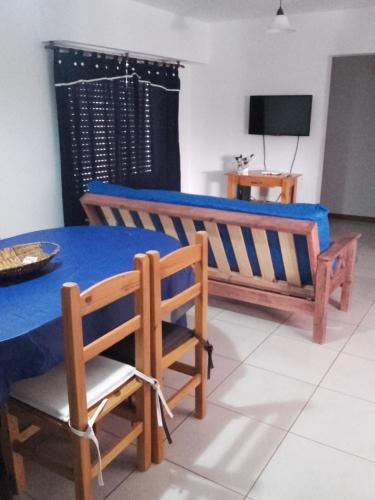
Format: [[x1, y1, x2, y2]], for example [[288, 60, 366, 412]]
[[61, 253, 150, 434], [81, 193, 320, 295], [147, 232, 208, 341]]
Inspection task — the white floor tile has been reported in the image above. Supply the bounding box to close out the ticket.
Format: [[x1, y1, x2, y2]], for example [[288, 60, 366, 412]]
[[352, 284, 375, 307], [274, 314, 356, 351], [291, 387, 375, 461], [350, 279, 375, 304], [186, 304, 223, 327], [207, 318, 271, 361], [360, 303, 375, 328], [107, 461, 242, 500], [214, 302, 289, 333], [343, 325, 375, 360], [321, 352, 375, 403], [165, 403, 286, 495], [246, 336, 337, 384], [249, 433, 375, 500], [209, 364, 315, 430], [327, 298, 371, 325]]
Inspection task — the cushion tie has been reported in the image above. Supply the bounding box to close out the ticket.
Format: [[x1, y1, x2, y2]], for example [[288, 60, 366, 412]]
[[68, 398, 108, 487], [193, 334, 214, 379], [134, 370, 173, 427], [67, 370, 173, 488]]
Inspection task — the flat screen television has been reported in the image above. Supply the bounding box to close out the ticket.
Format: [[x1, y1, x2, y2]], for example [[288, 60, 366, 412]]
[[249, 95, 312, 136]]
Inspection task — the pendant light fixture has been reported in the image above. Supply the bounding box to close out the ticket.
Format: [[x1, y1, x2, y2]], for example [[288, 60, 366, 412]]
[[267, 0, 295, 33]]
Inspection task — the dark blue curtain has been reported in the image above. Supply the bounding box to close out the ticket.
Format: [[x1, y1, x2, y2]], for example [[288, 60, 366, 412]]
[[54, 48, 181, 226]]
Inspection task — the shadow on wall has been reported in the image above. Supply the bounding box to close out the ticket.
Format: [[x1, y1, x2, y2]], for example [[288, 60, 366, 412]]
[[200, 156, 237, 197]]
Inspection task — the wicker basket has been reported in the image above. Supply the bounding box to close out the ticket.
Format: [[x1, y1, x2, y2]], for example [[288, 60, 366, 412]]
[[0, 242, 60, 279]]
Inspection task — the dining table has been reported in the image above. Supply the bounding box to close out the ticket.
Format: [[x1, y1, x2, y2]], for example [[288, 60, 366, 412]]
[[0, 225, 191, 406], [0, 224, 192, 495]]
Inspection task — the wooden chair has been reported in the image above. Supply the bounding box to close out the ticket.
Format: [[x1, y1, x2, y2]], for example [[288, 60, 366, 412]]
[[1, 254, 152, 500], [147, 231, 210, 464]]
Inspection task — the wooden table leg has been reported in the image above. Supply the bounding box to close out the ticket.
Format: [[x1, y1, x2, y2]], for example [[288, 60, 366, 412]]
[[280, 179, 289, 203], [290, 177, 298, 203], [226, 176, 237, 199]]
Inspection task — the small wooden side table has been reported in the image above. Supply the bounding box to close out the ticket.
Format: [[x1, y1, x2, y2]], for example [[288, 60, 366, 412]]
[[225, 170, 301, 203]]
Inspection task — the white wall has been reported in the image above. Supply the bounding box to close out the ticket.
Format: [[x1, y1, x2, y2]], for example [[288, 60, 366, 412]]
[[0, 0, 209, 238], [3, 3, 375, 240], [321, 55, 375, 217], [186, 7, 375, 203]]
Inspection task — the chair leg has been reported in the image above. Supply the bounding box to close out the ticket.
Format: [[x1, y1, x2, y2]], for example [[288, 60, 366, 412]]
[[194, 344, 206, 419], [71, 433, 92, 500], [136, 384, 151, 472], [1, 408, 26, 494], [151, 391, 164, 464]]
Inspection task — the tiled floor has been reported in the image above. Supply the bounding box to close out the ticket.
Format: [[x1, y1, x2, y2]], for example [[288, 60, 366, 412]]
[[15, 218, 375, 500]]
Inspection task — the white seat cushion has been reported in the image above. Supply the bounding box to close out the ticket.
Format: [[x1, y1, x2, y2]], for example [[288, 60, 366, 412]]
[[10, 356, 136, 422]]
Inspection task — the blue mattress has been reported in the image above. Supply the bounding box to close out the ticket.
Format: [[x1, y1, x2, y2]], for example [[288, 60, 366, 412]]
[[87, 180, 331, 285]]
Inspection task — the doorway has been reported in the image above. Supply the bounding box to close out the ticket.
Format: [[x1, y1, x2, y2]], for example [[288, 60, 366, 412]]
[[321, 55, 375, 219]]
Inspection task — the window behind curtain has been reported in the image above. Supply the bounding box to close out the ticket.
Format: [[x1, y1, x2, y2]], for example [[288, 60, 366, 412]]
[[54, 48, 181, 226]]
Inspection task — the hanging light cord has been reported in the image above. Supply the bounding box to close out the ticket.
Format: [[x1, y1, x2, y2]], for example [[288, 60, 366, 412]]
[[274, 135, 300, 202]]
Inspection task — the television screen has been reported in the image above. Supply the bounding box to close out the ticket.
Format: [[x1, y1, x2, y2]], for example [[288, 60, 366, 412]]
[[249, 95, 312, 136]]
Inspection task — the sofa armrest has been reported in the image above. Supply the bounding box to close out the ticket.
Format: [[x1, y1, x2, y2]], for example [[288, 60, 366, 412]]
[[318, 232, 361, 263]]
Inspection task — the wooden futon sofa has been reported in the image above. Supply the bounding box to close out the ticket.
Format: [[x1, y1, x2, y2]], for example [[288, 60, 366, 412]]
[[81, 181, 360, 344]]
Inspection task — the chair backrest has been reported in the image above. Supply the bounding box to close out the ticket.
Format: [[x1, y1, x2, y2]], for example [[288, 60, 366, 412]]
[[61, 253, 150, 433], [147, 231, 208, 350], [81, 193, 320, 295]]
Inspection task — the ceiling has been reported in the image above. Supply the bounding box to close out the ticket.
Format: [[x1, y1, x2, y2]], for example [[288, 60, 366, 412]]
[[131, 0, 375, 22]]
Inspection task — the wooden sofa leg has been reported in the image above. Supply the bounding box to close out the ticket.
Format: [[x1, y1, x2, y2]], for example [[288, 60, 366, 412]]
[[313, 303, 328, 344], [340, 241, 357, 311], [1, 408, 26, 494], [314, 260, 331, 344]]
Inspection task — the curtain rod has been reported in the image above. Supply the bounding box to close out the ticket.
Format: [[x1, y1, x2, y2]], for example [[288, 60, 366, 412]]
[[43, 40, 185, 68]]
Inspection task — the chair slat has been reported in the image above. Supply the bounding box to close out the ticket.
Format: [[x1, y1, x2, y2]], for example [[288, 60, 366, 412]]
[[160, 244, 201, 279], [161, 337, 199, 369], [203, 221, 231, 274], [88, 379, 143, 421], [161, 283, 201, 316], [278, 232, 301, 287], [119, 208, 135, 227], [181, 217, 197, 245], [159, 214, 179, 240], [251, 228, 275, 282], [138, 211, 155, 231], [83, 315, 141, 361], [226, 224, 253, 277], [166, 374, 202, 411], [80, 270, 140, 315], [101, 207, 117, 226], [91, 422, 143, 478]]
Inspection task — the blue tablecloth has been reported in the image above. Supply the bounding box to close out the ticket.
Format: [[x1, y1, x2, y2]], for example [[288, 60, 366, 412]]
[[0, 226, 189, 405]]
